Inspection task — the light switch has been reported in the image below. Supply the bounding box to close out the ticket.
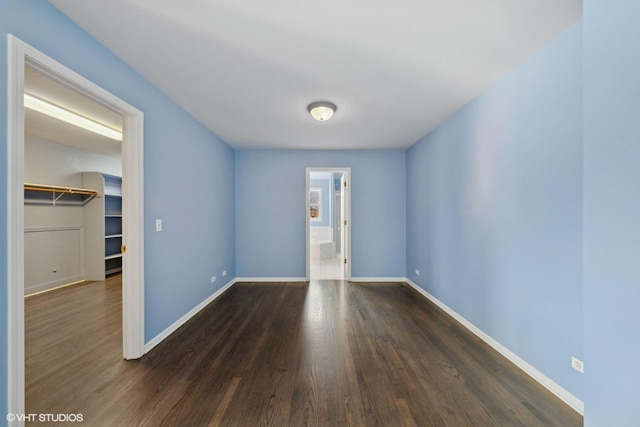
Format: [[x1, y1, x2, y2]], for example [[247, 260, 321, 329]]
[[155, 219, 162, 232]]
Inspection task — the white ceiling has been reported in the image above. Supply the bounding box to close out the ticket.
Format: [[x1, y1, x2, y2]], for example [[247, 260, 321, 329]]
[[24, 66, 123, 158], [48, 0, 581, 150]]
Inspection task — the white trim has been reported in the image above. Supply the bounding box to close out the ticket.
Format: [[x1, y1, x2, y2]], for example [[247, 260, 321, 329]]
[[7, 33, 26, 423], [144, 279, 237, 353], [306, 171, 310, 279], [306, 168, 351, 281], [7, 35, 145, 421], [24, 280, 86, 298], [24, 275, 85, 296], [121, 106, 145, 360], [235, 277, 308, 283], [404, 279, 584, 415], [349, 277, 407, 283], [234, 277, 406, 283], [24, 226, 82, 233]]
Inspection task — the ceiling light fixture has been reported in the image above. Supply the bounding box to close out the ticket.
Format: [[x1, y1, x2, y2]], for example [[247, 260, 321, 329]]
[[307, 101, 336, 122], [24, 93, 123, 141]]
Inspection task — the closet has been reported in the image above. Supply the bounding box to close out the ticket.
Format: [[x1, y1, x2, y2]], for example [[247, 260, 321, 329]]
[[23, 135, 122, 295], [23, 65, 124, 295], [23, 171, 122, 292], [83, 172, 123, 279]]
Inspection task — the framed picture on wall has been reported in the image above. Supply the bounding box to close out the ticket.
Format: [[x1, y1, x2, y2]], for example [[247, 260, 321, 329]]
[[310, 187, 322, 222]]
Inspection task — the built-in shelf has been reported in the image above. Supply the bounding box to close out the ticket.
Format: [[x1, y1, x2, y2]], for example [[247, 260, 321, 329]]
[[83, 172, 123, 279], [24, 182, 97, 205]]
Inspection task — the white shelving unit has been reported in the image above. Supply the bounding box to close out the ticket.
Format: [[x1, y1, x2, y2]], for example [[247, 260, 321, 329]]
[[83, 172, 123, 280]]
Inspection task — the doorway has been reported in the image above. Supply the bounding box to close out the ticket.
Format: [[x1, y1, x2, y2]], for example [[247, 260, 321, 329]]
[[7, 35, 145, 419], [23, 64, 124, 291], [306, 168, 351, 280]]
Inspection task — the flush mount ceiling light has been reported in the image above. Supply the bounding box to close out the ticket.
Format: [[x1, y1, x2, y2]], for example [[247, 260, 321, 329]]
[[24, 93, 123, 141], [307, 101, 337, 122]]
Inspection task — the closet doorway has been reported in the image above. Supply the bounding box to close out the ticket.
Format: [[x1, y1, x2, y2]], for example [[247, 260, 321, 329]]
[[306, 168, 351, 280], [23, 65, 124, 292], [7, 36, 145, 418]]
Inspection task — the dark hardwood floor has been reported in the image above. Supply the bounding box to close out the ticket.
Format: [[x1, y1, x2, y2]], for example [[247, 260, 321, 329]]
[[25, 277, 582, 426]]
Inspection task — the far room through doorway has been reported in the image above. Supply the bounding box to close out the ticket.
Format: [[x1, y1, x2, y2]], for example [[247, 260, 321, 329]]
[[307, 168, 350, 280]]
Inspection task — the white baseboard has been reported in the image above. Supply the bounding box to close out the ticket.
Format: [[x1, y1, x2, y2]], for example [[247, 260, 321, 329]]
[[25, 275, 85, 296], [404, 279, 584, 415], [234, 277, 406, 283], [235, 277, 308, 282], [349, 277, 407, 283], [144, 278, 237, 353]]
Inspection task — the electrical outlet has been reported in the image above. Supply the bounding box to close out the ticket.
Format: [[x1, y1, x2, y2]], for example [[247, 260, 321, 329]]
[[571, 356, 584, 373], [155, 219, 162, 232], [210, 276, 216, 283], [415, 269, 420, 276], [222, 270, 227, 277]]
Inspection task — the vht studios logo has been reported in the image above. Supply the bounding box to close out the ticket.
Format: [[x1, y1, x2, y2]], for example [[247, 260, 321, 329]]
[[6, 413, 84, 423]]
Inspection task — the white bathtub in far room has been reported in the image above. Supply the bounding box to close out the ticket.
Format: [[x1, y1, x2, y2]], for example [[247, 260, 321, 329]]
[[310, 226, 336, 259]]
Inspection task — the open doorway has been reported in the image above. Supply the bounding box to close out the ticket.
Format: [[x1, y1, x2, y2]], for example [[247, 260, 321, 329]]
[[306, 168, 351, 280], [23, 65, 124, 291], [7, 35, 145, 419], [22, 63, 125, 414]]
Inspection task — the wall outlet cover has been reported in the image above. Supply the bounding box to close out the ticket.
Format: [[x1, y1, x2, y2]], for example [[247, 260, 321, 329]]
[[571, 356, 584, 373]]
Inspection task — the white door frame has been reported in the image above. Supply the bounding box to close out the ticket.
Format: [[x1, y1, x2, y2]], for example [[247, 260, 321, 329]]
[[305, 167, 351, 280], [6, 35, 145, 419]]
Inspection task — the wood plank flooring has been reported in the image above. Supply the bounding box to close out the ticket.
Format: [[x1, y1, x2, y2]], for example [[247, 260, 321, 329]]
[[25, 277, 582, 426]]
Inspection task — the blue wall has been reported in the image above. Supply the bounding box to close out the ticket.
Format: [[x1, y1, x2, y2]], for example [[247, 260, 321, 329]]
[[236, 150, 406, 278], [0, 1, 235, 413], [406, 21, 583, 400], [583, 1, 640, 425]]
